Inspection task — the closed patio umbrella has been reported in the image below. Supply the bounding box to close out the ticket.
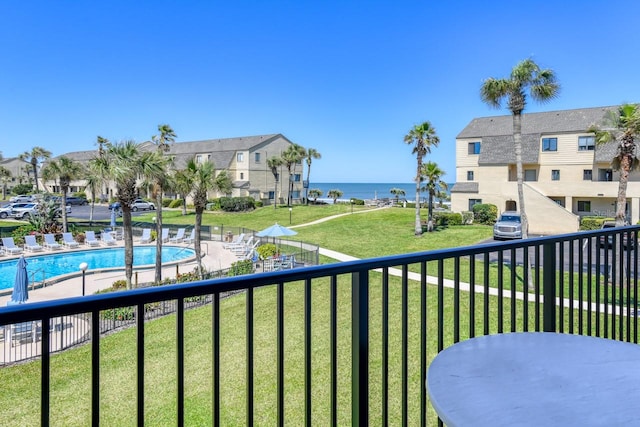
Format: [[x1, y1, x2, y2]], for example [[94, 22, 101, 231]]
[[9, 255, 29, 305], [110, 208, 117, 227]]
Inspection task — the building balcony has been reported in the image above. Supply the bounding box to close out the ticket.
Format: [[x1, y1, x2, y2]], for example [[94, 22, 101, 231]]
[[1, 226, 639, 425]]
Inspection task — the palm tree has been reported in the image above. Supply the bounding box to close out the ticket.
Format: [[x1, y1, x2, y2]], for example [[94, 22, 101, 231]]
[[281, 144, 306, 206], [267, 156, 283, 209], [151, 124, 177, 283], [404, 122, 440, 236], [327, 189, 343, 204], [93, 141, 166, 289], [96, 136, 111, 201], [480, 58, 560, 238], [20, 146, 52, 192], [304, 148, 321, 205], [41, 156, 83, 232], [420, 161, 448, 230], [173, 168, 193, 216], [84, 169, 102, 223], [307, 188, 322, 204], [390, 188, 406, 205], [184, 158, 217, 275], [588, 104, 640, 225], [214, 170, 232, 196], [0, 166, 11, 200]]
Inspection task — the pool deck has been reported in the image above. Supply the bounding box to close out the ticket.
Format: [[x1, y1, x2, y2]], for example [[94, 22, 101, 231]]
[[0, 238, 240, 306]]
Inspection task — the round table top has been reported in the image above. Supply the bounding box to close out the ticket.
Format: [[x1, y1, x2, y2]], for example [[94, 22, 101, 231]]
[[427, 332, 640, 426]]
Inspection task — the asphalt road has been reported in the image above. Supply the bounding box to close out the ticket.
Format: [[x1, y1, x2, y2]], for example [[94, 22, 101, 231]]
[[67, 204, 154, 221]]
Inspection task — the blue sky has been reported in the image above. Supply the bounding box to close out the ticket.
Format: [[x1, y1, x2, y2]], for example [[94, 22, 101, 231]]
[[1, 1, 639, 183]]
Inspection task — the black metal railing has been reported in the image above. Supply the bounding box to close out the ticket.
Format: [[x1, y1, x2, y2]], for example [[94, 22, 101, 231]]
[[0, 225, 638, 426]]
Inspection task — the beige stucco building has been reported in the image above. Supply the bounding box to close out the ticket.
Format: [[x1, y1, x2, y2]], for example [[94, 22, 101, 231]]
[[451, 106, 640, 235], [44, 133, 303, 204]]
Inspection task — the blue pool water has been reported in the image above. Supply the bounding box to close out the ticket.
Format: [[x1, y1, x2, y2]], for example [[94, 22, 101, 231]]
[[0, 246, 195, 291]]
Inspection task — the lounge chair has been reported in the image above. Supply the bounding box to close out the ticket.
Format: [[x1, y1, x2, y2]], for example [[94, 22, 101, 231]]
[[1, 237, 23, 255], [102, 232, 117, 246], [231, 236, 254, 253], [161, 228, 170, 243], [85, 231, 100, 247], [24, 235, 44, 252], [139, 229, 152, 244], [62, 232, 79, 249], [183, 229, 195, 244], [43, 234, 62, 250], [236, 240, 259, 258], [169, 228, 186, 243], [223, 233, 245, 249]]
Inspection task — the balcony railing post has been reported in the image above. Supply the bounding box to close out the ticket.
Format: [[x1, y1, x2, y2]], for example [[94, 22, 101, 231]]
[[543, 241, 557, 332], [352, 269, 369, 426]]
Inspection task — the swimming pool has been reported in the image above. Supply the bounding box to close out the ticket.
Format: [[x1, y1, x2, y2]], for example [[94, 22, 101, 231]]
[[0, 246, 195, 291]]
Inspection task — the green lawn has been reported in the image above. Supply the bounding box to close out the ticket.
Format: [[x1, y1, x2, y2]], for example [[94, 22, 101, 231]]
[[1, 207, 616, 425]]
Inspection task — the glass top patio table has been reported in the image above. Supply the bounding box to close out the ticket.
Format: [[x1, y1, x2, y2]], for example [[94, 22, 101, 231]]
[[427, 332, 640, 426]]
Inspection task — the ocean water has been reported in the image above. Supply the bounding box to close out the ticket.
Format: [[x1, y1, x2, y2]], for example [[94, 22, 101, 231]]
[[308, 183, 453, 203]]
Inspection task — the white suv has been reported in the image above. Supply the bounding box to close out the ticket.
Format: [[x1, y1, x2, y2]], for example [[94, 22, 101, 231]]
[[493, 211, 523, 240], [9, 195, 33, 203], [130, 199, 156, 211], [10, 203, 39, 219]]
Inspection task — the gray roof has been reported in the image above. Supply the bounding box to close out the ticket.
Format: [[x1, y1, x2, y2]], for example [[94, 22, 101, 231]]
[[458, 106, 635, 165], [457, 106, 618, 138], [450, 182, 478, 193], [55, 133, 288, 169]]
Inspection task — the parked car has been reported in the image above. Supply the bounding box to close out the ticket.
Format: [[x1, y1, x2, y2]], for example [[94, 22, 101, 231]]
[[10, 203, 39, 219], [493, 211, 523, 240], [598, 221, 636, 250], [64, 196, 88, 205], [130, 199, 156, 211], [0, 203, 13, 219], [9, 195, 33, 203]]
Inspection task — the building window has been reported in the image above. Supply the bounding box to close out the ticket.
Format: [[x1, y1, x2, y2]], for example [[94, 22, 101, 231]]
[[294, 174, 301, 182], [237, 153, 244, 162], [551, 170, 560, 181], [467, 171, 474, 181], [524, 169, 537, 181], [583, 170, 592, 180], [196, 154, 202, 163], [268, 191, 275, 200], [542, 137, 558, 152], [255, 152, 261, 163], [240, 172, 244, 180], [598, 168, 613, 181], [468, 142, 481, 155], [578, 136, 595, 151], [578, 201, 591, 212], [292, 190, 301, 199], [468, 199, 482, 210]]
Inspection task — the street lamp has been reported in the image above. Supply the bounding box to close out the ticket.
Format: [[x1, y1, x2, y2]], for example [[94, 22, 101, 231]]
[[79, 262, 88, 296], [350, 198, 354, 214], [289, 207, 292, 224]]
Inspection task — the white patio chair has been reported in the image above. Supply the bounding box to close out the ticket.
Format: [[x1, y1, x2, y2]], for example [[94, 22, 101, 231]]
[[43, 234, 62, 250], [2, 237, 23, 255], [139, 229, 152, 244], [102, 232, 117, 246], [223, 233, 245, 249], [161, 228, 170, 243], [62, 233, 79, 249], [183, 229, 195, 244], [85, 231, 100, 247], [231, 236, 254, 253], [24, 235, 44, 252], [169, 228, 186, 243]]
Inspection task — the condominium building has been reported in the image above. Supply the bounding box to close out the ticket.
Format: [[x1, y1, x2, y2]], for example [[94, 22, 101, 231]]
[[44, 133, 303, 204], [451, 106, 639, 234]]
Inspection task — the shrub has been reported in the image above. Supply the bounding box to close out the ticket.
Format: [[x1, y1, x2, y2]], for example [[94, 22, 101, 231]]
[[219, 197, 255, 212], [472, 203, 498, 225], [168, 199, 183, 208], [228, 259, 254, 276], [461, 211, 474, 225], [256, 243, 277, 260], [73, 191, 87, 199], [434, 212, 463, 226], [11, 225, 37, 244], [580, 216, 612, 230], [12, 184, 33, 195], [255, 200, 263, 208], [352, 198, 365, 206], [162, 198, 173, 207]]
